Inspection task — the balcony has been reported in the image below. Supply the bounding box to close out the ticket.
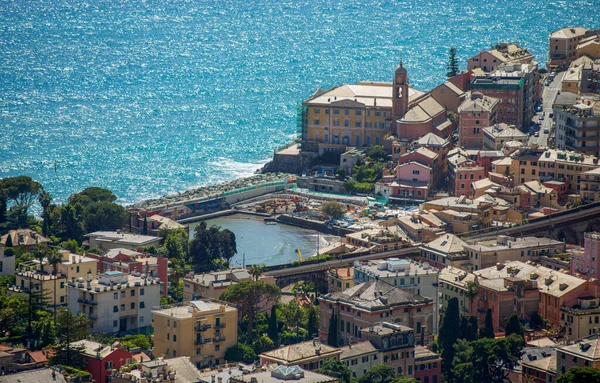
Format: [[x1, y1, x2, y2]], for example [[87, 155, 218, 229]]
[[77, 297, 97, 306], [194, 338, 212, 345], [215, 323, 226, 329], [213, 335, 226, 342], [195, 324, 212, 332]]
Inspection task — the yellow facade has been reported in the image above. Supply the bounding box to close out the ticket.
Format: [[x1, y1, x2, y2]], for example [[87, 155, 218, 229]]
[[152, 300, 238, 369]]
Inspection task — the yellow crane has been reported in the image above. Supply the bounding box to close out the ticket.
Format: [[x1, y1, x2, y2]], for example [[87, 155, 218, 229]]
[[296, 248, 303, 263]]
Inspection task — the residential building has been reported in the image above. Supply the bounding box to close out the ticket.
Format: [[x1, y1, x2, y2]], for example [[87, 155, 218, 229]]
[[554, 100, 600, 157], [483, 123, 528, 150], [468, 43, 534, 72], [576, 30, 600, 61], [421, 233, 469, 269], [396, 213, 445, 242], [0, 228, 49, 249], [520, 347, 557, 383], [231, 366, 338, 383], [112, 357, 204, 383], [523, 180, 559, 208], [473, 261, 590, 330], [86, 231, 162, 251], [431, 209, 482, 235], [395, 162, 432, 199], [490, 62, 540, 125], [430, 81, 467, 114], [547, 27, 589, 69], [0, 243, 14, 276], [0, 344, 29, 373], [319, 279, 435, 346], [556, 334, 600, 375], [454, 162, 486, 197], [360, 323, 416, 377], [423, 195, 494, 231], [259, 340, 342, 370], [580, 167, 600, 202], [327, 267, 355, 293], [463, 235, 565, 271], [470, 76, 527, 129], [339, 341, 378, 379], [183, 268, 276, 301], [457, 92, 499, 148], [71, 339, 133, 383], [415, 133, 450, 171], [538, 149, 599, 193], [471, 178, 501, 198], [560, 56, 595, 94], [152, 300, 238, 369], [439, 267, 477, 316], [129, 211, 186, 235], [571, 232, 600, 279], [12, 251, 98, 308], [0, 368, 68, 383], [87, 248, 168, 296], [68, 270, 160, 334], [561, 296, 600, 339], [353, 258, 439, 302], [340, 147, 366, 175], [345, 227, 412, 252], [414, 345, 442, 383]]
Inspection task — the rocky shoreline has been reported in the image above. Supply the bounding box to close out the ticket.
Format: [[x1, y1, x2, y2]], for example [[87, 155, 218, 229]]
[[130, 172, 295, 209]]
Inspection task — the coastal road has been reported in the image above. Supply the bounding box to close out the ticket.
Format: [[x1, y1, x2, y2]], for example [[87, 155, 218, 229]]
[[531, 72, 564, 147]]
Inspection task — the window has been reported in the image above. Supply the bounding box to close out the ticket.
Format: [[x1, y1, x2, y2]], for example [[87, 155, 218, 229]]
[[140, 316, 144, 323], [313, 119, 320, 125], [121, 304, 125, 311], [173, 350, 176, 357], [344, 109, 349, 115], [215, 345, 220, 351], [105, 361, 113, 370], [114, 293, 118, 300], [60, 281, 65, 289], [196, 348, 201, 355], [314, 108, 320, 114], [60, 296, 65, 303], [140, 288, 145, 296], [76, 266, 80, 273], [173, 335, 177, 342], [167, 333, 170, 340], [131, 290, 135, 297], [130, 302, 135, 310], [413, 170, 420, 175], [140, 301, 145, 309], [113, 320, 118, 327], [121, 291, 125, 298], [113, 306, 118, 313], [174, 321, 177, 328]]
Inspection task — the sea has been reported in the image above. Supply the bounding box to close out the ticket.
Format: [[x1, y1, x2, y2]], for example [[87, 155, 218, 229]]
[[1, 0, 599, 204]]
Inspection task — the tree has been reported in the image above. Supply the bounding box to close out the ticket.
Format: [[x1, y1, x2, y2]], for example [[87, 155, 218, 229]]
[[530, 312, 545, 330], [316, 358, 354, 383], [327, 312, 338, 346], [4, 232, 12, 247], [321, 201, 345, 220], [390, 377, 419, 383], [190, 222, 237, 272], [359, 364, 396, 383], [446, 46, 459, 78], [306, 306, 319, 340], [252, 335, 275, 354], [267, 305, 279, 346], [367, 145, 388, 162], [557, 366, 600, 383], [224, 343, 256, 364], [336, 168, 346, 181], [47, 247, 63, 275], [219, 280, 280, 336], [280, 300, 306, 341], [250, 264, 265, 281], [480, 308, 495, 339], [452, 334, 525, 383], [50, 309, 91, 369], [439, 297, 460, 382], [1, 175, 44, 210], [68, 186, 118, 205], [465, 281, 479, 315], [504, 314, 524, 338], [142, 216, 148, 235], [39, 190, 52, 236]]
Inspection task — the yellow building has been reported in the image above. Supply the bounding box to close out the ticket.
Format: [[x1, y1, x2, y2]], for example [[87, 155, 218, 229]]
[[301, 80, 425, 154], [576, 33, 600, 61], [152, 300, 238, 369], [547, 27, 589, 69], [327, 267, 354, 293], [12, 251, 98, 307], [561, 297, 600, 340]]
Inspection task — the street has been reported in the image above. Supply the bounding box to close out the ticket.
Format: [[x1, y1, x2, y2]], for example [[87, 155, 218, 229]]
[[530, 71, 565, 147]]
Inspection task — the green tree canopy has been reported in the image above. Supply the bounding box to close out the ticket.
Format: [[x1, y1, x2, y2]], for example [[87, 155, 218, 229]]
[[219, 280, 280, 336], [440, 297, 461, 382], [367, 145, 388, 162], [480, 308, 495, 339], [50, 309, 92, 369], [316, 358, 354, 383], [504, 314, 524, 338], [556, 366, 600, 383], [390, 377, 419, 383], [224, 343, 256, 364], [68, 186, 118, 205], [190, 221, 237, 272], [447, 46, 459, 77], [2, 175, 44, 209], [321, 201, 345, 220], [359, 364, 396, 383]]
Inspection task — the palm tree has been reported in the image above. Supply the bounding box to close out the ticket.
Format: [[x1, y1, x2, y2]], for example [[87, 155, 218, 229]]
[[35, 244, 49, 274], [250, 263, 265, 281], [465, 281, 479, 316], [47, 247, 63, 276]]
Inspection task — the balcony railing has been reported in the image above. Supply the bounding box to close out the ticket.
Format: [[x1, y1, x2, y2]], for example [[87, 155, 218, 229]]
[[195, 324, 212, 332], [194, 338, 212, 345], [213, 335, 226, 342], [77, 297, 97, 306], [215, 323, 226, 329]]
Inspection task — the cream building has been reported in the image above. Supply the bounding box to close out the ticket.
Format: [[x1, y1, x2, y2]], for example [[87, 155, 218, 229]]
[[561, 297, 600, 340], [439, 267, 477, 316], [67, 270, 160, 334], [483, 123, 528, 150], [547, 27, 589, 69], [152, 300, 238, 369]]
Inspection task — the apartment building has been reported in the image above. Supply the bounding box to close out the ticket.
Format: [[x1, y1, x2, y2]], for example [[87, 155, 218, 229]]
[[423, 196, 494, 231], [470, 76, 528, 130], [67, 270, 160, 334], [570, 232, 600, 279], [556, 334, 600, 375], [561, 296, 600, 339], [483, 123, 528, 150], [414, 345, 442, 383], [538, 149, 599, 192], [339, 341, 378, 379], [259, 340, 342, 370], [547, 27, 589, 69], [152, 300, 238, 369], [232, 366, 338, 383], [468, 43, 534, 73], [86, 231, 162, 251], [454, 162, 486, 197], [463, 235, 565, 271], [555, 100, 600, 157], [360, 323, 417, 377], [0, 243, 13, 276], [319, 279, 434, 346], [457, 92, 499, 148], [183, 268, 276, 301], [327, 267, 354, 293], [580, 167, 600, 202], [71, 339, 133, 383], [421, 234, 469, 269], [439, 267, 477, 316], [0, 228, 49, 249], [491, 62, 540, 124]]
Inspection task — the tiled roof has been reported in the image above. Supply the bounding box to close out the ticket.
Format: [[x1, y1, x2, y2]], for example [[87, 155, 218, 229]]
[[260, 341, 341, 364], [416, 132, 448, 147], [325, 279, 430, 310], [424, 233, 467, 254], [0, 368, 67, 383]]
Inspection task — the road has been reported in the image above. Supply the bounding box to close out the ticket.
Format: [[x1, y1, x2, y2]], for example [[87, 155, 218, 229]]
[[531, 72, 564, 147]]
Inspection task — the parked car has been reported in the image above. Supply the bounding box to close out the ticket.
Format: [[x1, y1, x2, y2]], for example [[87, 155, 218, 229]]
[[544, 128, 549, 134], [539, 114, 544, 121], [535, 131, 540, 137]]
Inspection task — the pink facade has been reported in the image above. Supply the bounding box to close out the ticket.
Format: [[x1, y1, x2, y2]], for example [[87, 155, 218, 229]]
[[459, 110, 496, 149], [571, 232, 600, 280], [398, 151, 437, 168], [396, 162, 432, 183], [454, 164, 485, 197]]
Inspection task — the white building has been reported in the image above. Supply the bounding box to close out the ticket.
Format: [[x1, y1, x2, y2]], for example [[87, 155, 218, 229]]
[[0, 243, 15, 276], [67, 270, 160, 335], [86, 231, 162, 251]]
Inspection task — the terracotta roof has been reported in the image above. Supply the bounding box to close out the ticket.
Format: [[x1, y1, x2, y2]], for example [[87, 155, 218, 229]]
[[550, 27, 588, 39], [260, 341, 341, 364], [324, 279, 430, 310], [416, 133, 448, 147], [28, 350, 49, 364], [424, 233, 467, 254], [0, 229, 49, 247]]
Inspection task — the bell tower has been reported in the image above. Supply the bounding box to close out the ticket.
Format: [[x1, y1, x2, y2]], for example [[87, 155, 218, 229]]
[[392, 60, 409, 119]]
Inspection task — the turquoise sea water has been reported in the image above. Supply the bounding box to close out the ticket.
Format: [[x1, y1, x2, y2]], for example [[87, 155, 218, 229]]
[[1, 0, 599, 204]]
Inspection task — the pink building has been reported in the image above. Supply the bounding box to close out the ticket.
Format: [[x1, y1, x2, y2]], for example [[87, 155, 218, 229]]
[[458, 92, 499, 149], [454, 163, 485, 197], [396, 162, 432, 184], [393, 162, 432, 200], [397, 147, 439, 168], [571, 232, 600, 280]]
